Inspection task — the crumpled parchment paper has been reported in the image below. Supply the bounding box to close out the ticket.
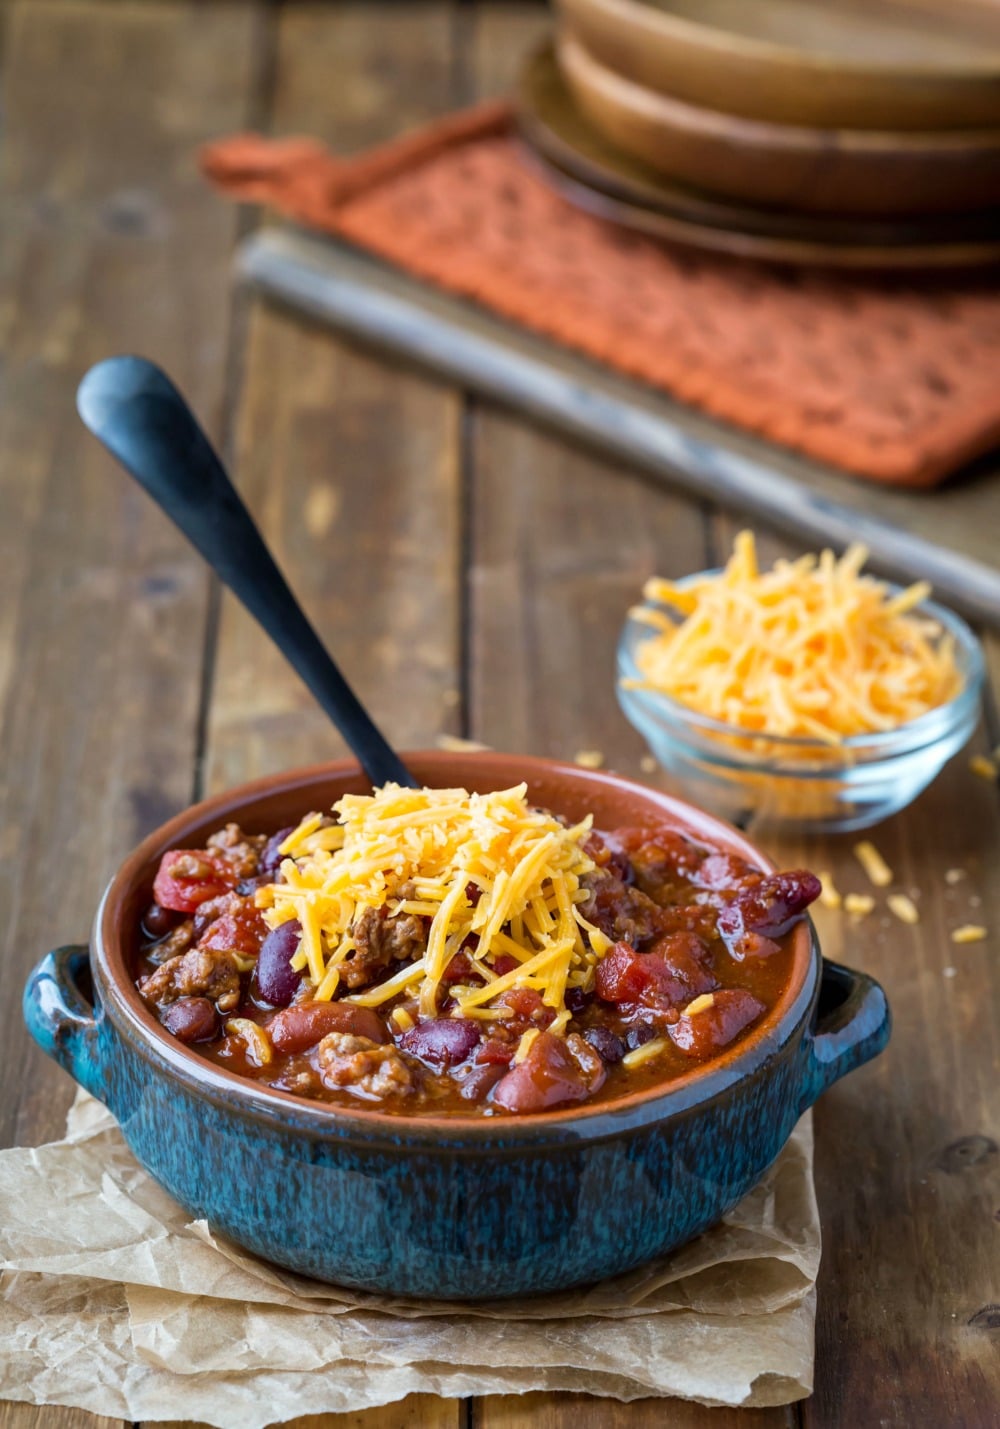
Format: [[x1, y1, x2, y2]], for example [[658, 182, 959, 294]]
[[0, 1093, 819, 1422]]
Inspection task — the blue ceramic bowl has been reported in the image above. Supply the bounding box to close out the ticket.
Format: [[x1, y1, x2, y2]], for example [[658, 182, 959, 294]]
[[23, 752, 890, 1299]]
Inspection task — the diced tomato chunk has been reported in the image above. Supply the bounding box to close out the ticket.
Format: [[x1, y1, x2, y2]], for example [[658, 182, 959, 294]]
[[153, 849, 239, 913], [492, 1031, 591, 1114], [497, 986, 556, 1027], [595, 942, 653, 1003], [475, 1037, 515, 1066], [199, 905, 268, 956]]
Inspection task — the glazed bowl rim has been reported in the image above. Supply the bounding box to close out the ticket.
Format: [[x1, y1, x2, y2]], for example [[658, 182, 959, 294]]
[[93, 751, 819, 1149]]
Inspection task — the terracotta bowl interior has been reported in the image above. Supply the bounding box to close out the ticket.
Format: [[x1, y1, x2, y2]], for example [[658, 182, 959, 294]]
[[97, 752, 816, 1128]]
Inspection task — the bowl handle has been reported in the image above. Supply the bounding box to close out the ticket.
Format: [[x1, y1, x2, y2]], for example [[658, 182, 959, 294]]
[[799, 958, 890, 1112], [22, 945, 109, 1104]]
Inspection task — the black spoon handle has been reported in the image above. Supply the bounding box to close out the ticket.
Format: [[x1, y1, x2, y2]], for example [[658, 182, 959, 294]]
[[77, 355, 417, 790]]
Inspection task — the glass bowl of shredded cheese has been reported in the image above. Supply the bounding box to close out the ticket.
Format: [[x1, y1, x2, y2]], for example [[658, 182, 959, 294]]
[[617, 533, 984, 833]]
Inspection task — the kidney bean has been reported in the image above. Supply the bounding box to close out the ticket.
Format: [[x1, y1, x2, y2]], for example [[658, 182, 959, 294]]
[[260, 827, 296, 875], [269, 1000, 389, 1054], [564, 985, 591, 1015], [583, 1026, 625, 1064], [161, 997, 218, 1043], [458, 1063, 505, 1102], [492, 1031, 591, 1114], [142, 903, 178, 939], [253, 920, 303, 1007], [401, 1017, 481, 1068], [668, 989, 765, 1059], [236, 874, 272, 897], [625, 1022, 658, 1052], [718, 870, 821, 956]]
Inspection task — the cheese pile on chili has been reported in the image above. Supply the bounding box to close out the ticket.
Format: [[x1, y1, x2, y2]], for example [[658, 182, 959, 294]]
[[256, 784, 607, 1028], [624, 531, 961, 743]]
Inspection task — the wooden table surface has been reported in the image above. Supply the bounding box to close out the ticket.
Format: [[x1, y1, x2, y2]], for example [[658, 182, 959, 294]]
[[2, 3, 998, 1427]]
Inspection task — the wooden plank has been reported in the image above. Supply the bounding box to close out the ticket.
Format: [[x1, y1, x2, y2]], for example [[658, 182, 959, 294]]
[[0, 0, 263, 1138], [711, 515, 1000, 1427], [466, 427, 793, 1429], [0, 14, 264, 1429], [0, 1412, 122, 1429], [477, 1396, 795, 1429], [203, 0, 465, 795], [236, 228, 1000, 632], [466, 12, 793, 1427], [163, 1404, 458, 1429], [465, 409, 706, 778], [196, 7, 466, 1429]]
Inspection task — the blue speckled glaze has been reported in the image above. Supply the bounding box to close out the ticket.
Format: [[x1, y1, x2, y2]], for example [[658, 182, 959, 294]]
[[24, 941, 887, 1298], [21, 756, 891, 1299]]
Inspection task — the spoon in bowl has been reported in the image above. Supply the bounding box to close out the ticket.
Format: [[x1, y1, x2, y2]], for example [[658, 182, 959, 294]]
[[77, 354, 418, 790]]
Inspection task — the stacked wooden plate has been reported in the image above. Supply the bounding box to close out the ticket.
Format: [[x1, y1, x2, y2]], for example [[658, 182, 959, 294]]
[[517, 0, 1000, 267]]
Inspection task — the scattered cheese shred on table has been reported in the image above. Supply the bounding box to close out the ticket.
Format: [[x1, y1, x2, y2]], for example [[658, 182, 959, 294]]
[[951, 925, 988, 944], [574, 749, 605, 769], [969, 754, 998, 781], [844, 893, 876, 917], [888, 893, 920, 926], [258, 783, 601, 1021], [625, 531, 960, 743], [817, 872, 842, 910], [854, 840, 894, 888]]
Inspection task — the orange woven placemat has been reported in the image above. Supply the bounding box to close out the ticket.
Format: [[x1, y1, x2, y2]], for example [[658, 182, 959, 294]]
[[203, 102, 1000, 488]]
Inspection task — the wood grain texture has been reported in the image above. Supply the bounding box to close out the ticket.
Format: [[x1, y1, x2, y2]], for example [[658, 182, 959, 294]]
[[0, 15, 263, 1429], [0, 0, 262, 1139], [712, 515, 1000, 1428], [203, 1, 465, 796], [477, 1394, 795, 1429], [235, 228, 1000, 629], [165, 1402, 460, 1429], [193, 9, 467, 1427], [557, 0, 1000, 132], [466, 411, 705, 778], [463, 440, 789, 1429], [557, 27, 1000, 217], [467, 13, 794, 1427]]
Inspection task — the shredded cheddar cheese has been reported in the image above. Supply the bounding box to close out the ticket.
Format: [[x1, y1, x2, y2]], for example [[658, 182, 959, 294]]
[[844, 893, 876, 918], [625, 531, 960, 744], [854, 840, 893, 889], [817, 872, 842, 910], [888, 893, 920, 926], [622, 1037, 669, 1069], [257, 783, 601, 1025], [951, 925, 987, 944], [969, 754, 998, 781], [684, 992, 716, 1017]]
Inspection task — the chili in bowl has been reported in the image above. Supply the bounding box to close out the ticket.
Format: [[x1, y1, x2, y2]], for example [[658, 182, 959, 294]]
[[24, 752, 889, 1299]]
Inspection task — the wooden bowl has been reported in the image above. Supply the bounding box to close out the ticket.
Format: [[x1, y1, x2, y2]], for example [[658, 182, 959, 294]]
[[558, 28, 1000, 216], [556, 0, 1000, 132], [518, 43, 1000, 269]]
